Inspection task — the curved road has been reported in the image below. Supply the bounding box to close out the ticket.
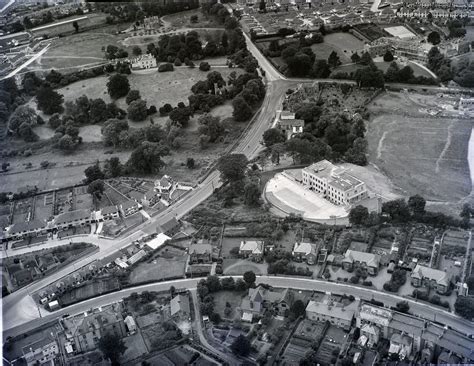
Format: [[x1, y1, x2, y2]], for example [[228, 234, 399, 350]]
[[4, 276, 474, 340], [3, 23, 472, 337]]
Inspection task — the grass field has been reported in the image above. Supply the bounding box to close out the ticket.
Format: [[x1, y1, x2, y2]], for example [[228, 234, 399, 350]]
[[367, 92, 472, 203], [311, 33, 364, 64]]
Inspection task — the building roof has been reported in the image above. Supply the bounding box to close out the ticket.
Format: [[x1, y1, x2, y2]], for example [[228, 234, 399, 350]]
[[144, 189, 157, 200], [101, 205, 118, 215], [158, 175, 172, 188], [411, 264, 450, 286], [170, 294, 190, 316], [129, 190, 144, 201], [306, 296, 360, 322], [189, 243, 213, 255], [146, 233, 171, 250], [390, 312, 424, 337], [53, 209, 91, 226], [158, 217, 180, 234], [280, 111, 296, 119], [239, 240, 264, 255], [124, 315, 137, 330], [292, 242, 317, 256], [7, 219, 46, 234], [248, 286, 292, 305], [127, 249, 147, 265], [278, 118, 305, 127], [303, 159, 336, 181], [120, 200, 139, 210], [328, 172, 364, 191], [22, 336, 56, 356], [343, 250, 380, 268]]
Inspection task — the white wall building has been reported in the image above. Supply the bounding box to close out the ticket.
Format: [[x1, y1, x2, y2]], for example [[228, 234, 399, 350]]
[[302, 160, 368, 206]]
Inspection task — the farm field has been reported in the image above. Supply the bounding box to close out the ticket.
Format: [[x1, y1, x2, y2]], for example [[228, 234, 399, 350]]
[[367, 92, 472, 204]]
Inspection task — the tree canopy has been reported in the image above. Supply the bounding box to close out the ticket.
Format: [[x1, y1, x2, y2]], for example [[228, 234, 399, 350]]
[[217, 154, 248, 182]]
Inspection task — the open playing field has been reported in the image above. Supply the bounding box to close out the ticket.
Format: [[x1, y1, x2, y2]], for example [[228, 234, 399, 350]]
[[367, 92, 472, 203], [310, 33, 365, 64]]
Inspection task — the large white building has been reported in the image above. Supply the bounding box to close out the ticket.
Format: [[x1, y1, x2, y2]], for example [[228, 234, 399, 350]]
[[302, 160, 368, 206]]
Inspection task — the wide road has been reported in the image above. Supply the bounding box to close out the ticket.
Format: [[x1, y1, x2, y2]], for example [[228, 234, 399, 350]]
[[4, 276, 474, 341]]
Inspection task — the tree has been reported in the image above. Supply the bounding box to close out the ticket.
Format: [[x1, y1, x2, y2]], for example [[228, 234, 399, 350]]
[[198, 114, 224, 142], [290, 299, 306, 318], [382, 199, 411, 223], [243, 271, 256, 287], [36, 85, 64, 115], [169, 106, 192, 127], [58, 134, 77, 151], [206, 275, 222, 292], [311, 60, 331, 78], [126, 90, 141, 105], [127, 99, 148, 121], [72, 20, 79, 33], [349, 205, 369, 225], [408, 194, 426, 215], [385, 61, 400, 82], [327, 51, 341, 69], [244, 181, 260, 206], [132, 46, 142, 56], [186, 157, 195, 169], [355, 67, 385, 89], [127, 141, 169, 174], [107, 74, 130, 99], [84, 163, 105, 184], [383, 50, 394, 62], [199, 62, 211, 71], [359, 52, 373, 66], [235, 278, 247, 292], [232, 96, 252, 122], [87, 179, 105, 200], [89, 98, 109, 124], [8, 106, 37, 133], [454, 296, 474, 319], [351, 52, 360, 64], [224, 17, 239, 30], [18, 122, 38, 142], [98, 333, 127, 366], [427, 31, 441, 45], [259, 0, 266, 12], [102, 119, 129, 148], [218, 154, 248, 182], [104, 157, 123, 178], [231, 335, 251, 357], [395, 301, 410, 314]]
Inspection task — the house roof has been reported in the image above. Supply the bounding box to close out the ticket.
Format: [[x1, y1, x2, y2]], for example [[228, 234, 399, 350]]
[[53, 209, 91, 225], [411, 264, 450, 286], [129, 190, 144, 201], [124, 315, 137, 330], [343, 250, 380, 268], [158, 175, 172, 187], [306, 296, 360, 322], [170, 294, 190, 316], [158, 217, 180, 233], [239, 240, 264, 254], [189, 243, 213, 255], [278, 118, 305, 127], [146, 233, 171, 250], [292, 242, 317, 256], [248, 286, 292, 305], [120, 200, 139, 210], [279, 111, 296, 119], [7, 219, 46, 234], [127, 249, 147, 265], [361, 323, 380, 336], [101, 205, 118, 215], [22, 336, 56, 355]]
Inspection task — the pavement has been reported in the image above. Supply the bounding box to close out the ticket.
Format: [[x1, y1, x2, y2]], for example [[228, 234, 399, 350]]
[[4, 276, 474, 340]]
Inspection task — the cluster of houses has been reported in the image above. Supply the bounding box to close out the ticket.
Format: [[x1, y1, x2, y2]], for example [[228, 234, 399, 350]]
[[2, 175, 192, 243], [25, 290, 191, 364], [237, 285, 474, 363]]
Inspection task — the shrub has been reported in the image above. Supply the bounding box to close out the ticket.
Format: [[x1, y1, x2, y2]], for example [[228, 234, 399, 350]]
[[158, 63, 174, 72], [199, 62, 211, 71], [174, 58, 182, 66], [362, 280, 372, 286]]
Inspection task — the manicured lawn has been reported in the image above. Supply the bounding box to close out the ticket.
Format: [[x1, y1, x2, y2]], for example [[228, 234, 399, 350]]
[[213, 290, 246, 320], [332, 61, 434, 78]]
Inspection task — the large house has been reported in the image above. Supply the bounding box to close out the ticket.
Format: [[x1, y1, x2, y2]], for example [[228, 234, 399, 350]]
[[302, 160, 368, 206], [342, 250, 380, 275], [275, 110, 304, 139], [241, 286, 293, 321], [189, 243, 213, 264], [170, 294, 191, 318], [22, 336, 59, 366], [239, 240, 264, 262], [306, 295, 360, 330], [119, 201, 141, 217], [131, 54, 157, 70], [410, 264, 451, 294], [292, 242, 319, 264], [52, 209, 93, 230]]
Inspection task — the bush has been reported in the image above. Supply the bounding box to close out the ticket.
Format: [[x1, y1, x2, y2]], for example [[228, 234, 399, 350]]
[[362, 280, 372, 286], [199, 62, 211, 71], [350, 276, 359, 284], [174, 58, 182, 66], [158, 63, 174, 72]]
